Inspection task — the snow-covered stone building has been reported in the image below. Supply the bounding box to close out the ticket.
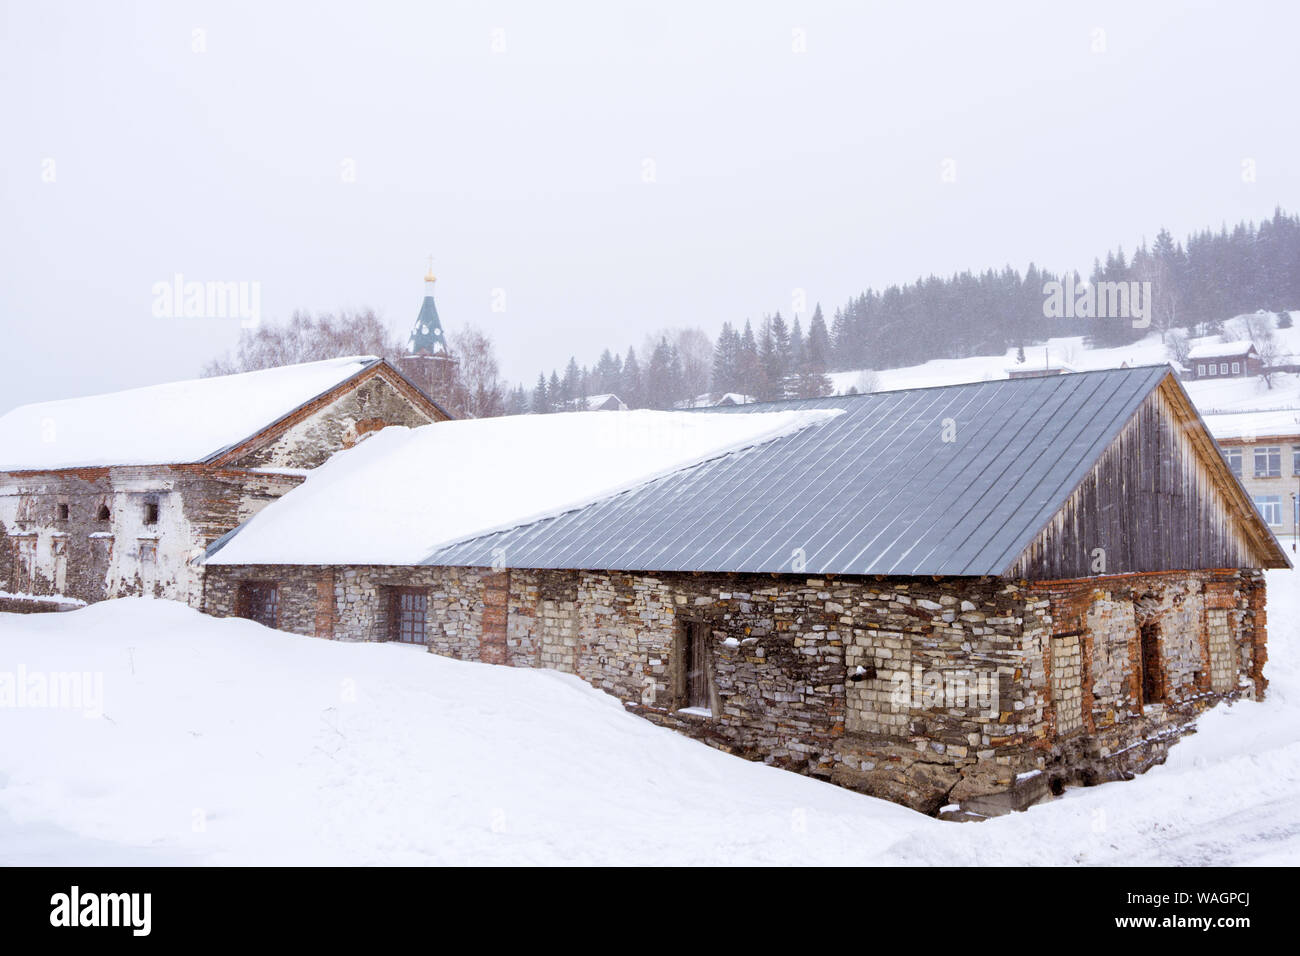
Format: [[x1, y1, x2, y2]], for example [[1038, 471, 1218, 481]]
[[199, 365, 1288, 815], [0, 357, 446, 610]]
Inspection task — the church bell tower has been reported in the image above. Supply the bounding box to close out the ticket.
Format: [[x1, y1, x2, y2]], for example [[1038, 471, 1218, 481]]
[[399, 258, 457, 402]]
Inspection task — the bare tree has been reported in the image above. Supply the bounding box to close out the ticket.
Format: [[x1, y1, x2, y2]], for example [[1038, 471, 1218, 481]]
[[1134, 252, 1181, 342], [1165, 329, 1191, 369], [852, 370, 881, 394], [641, 327, 714, 402], [448, 326, 507, 419], [1230, 313, 1285, 389], [202, 309, 406, 376]]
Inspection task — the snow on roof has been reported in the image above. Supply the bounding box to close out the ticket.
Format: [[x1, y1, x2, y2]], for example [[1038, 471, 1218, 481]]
[[207, 407, 841, 566], [0, 357, 379, 471], [1004, 363, 1075, 374], [582, 393, 626, 410], [1188, 339, 1255, 360], [1203, 408, 1300, 441]]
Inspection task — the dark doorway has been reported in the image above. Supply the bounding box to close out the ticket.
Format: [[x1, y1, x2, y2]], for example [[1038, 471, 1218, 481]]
[[1139, 621, 1163, 704], [685, 621, 712, 712], [239, 582, 279, 629]]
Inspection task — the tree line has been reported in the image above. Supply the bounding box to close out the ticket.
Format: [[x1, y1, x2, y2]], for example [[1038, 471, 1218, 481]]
[[207, 208, 1299, 415], [523, 208, 1299, 411]]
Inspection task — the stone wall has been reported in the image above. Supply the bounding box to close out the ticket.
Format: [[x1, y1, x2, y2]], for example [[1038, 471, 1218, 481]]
[[202, 564, 1051, 812], [0, 594, 85, 614], [198, 562, 1268, 816], [0, 467, 302, 606], [228, 372, 439, 471]]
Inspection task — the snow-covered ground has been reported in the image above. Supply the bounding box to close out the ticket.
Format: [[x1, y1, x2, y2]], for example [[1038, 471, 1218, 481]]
[[1, 563, 1297, 865]]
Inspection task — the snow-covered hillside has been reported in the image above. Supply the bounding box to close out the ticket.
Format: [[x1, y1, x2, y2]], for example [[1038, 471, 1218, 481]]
[[830, 317, 1300, 420], [2, 564, 1297, 865]]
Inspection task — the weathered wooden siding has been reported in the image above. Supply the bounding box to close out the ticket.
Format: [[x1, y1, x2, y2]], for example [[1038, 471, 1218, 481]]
[[1011, 381, 1274, 579]]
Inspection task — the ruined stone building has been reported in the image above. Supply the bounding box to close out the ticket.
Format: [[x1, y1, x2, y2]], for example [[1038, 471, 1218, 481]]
[[199, 365, 1288, 815], [0, 357, 446, 610]]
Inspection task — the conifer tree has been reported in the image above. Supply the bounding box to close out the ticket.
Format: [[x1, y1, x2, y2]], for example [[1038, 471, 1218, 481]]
[[531, 373, 548, 414]]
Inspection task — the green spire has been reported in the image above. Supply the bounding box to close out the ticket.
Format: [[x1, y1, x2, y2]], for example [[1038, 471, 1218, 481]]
[[407, 263, 449, 356]]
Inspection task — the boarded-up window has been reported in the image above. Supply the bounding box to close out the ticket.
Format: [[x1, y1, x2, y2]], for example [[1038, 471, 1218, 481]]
[[239, 582, 279, 629], [1206, 609, 1234, 693], [90, 535, 113, 561], [1139, 622, 1163, 704], [12, 537, 37, 593], [389, 588, 428, 644], [1050, 632, 1084, 735]]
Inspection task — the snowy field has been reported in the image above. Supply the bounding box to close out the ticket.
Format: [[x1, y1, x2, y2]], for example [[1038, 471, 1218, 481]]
[[1, 564, 1297, 866], [830, 321, 1300, 422]]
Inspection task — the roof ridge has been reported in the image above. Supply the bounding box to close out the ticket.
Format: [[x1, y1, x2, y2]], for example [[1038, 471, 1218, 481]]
[[692, 363, 1174, 411]]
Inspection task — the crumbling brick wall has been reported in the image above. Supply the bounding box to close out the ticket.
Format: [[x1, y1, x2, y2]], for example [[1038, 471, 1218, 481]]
[[1029, 569, 1265, 786]]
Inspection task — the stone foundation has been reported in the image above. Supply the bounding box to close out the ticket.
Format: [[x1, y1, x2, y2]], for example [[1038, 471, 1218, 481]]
[[201, 563, 1268, 816]]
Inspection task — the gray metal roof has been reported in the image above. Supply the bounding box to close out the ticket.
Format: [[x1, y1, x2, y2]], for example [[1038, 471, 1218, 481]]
[[423, 365, 1175, 577]]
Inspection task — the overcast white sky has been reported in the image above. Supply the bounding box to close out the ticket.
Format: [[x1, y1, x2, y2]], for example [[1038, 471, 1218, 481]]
[[2, 0, 1297, 411]]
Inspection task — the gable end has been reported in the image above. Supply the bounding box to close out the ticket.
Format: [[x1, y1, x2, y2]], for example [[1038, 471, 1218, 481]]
[[1008, 373, 1289, 579]]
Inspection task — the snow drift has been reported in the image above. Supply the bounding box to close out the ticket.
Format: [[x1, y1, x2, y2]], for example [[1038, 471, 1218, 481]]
[[0, 565, 1296, 865]]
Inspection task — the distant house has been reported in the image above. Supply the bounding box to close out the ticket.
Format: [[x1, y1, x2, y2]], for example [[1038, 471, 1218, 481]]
[[582, 393, 627, 411], [202, 365, 1288, 816], [713, 393, 757, 406], [1007, 364, 1075, 379], [1188, 341, 1261, 380], [0, 357, 447, 609]]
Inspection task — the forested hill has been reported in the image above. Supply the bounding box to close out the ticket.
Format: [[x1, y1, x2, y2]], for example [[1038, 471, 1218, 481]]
[[829, 208, 1300, 371], [519, 209, 1299, 413]]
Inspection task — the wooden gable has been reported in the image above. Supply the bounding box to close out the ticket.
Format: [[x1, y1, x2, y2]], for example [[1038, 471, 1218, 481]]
[[1009, 372, 1290, 579]]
